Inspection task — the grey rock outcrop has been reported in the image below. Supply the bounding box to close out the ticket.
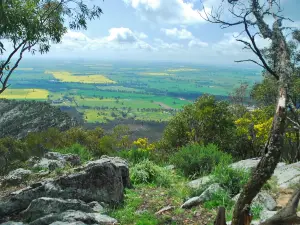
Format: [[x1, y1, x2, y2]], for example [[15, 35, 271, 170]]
[[21, 198, 94, 222], [0, 99, 78, 139], [181, 183, 223, 209], [2, 169, 32, 186], [0, 156, 129, 221], [32, 152, 81, 172], [29, 210, 117, 225], [232, 191, 276, 211]]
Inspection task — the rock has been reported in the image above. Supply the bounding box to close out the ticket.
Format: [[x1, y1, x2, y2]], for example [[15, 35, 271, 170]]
[[232, 191, 276, 211], [187, 175, 212, 190], [50, 222, 87, 225], [2, 169, 32, 187], [0, 156, 130, 218], [273, 161, 300, 188], [29, 210, 117, 225], [0, 222, 26, 225], [33, 158, 65, 171], [181, 183, 223, 209], [276, 188, 294, 209], [21, 197, 94, 222], [45, 152, 81, 167], [230, 158, 286, 171], [260, 210, 277, 222], [87, 201, 104, 213]]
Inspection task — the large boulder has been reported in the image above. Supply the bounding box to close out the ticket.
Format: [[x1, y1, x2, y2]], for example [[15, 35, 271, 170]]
[[21, 198, 94, 222], [232, 191, 276, 211], [230, 158, 286, 171], [0, 156, 130, 218], [1, 169, 32, 187], [181, 183, 223, 209], [273, 161, 300, 188], [29, 210, 117, 225]]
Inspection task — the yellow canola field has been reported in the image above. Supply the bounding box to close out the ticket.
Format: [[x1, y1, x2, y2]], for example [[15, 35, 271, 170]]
[[46, 71, 116, 84], [0, 89, 49, 99]]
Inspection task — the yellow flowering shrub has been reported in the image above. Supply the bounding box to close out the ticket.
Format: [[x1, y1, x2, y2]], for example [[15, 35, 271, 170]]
[[133, 138, 155, 151], [235, 108, 273, 146]]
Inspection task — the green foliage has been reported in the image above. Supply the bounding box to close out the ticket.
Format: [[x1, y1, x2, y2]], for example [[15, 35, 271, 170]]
[[53, 144, 92, 162], [212, 165, 250, 196], [0, 0, 103, 93], [251, 204, 264, 220], [203, 190, 234, 210], [160, 95, 236, 154], [110, 189, 158, 225], [118, 148, 151, 164], [130, 159, 172, 187], [170, 144, 232, 178], [0, 137, 29, 175]]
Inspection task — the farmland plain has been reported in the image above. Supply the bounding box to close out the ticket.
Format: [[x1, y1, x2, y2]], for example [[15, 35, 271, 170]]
[[5, 59, 261, 125]]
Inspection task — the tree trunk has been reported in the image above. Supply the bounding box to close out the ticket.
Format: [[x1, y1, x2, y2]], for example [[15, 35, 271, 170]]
[[231, 18, 292, 225]]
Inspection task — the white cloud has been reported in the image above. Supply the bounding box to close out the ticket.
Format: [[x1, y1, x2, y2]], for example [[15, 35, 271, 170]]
[[154, 38, 183, 50], [55, 28, 155, 52], [188, 39, 208, 48], [106, 27, 138, 43], [161, 28, 194, 39], [123, 0, 210, 24]]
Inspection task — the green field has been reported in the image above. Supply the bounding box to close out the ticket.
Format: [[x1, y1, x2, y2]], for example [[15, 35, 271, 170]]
[[5, 59, 261, 124]]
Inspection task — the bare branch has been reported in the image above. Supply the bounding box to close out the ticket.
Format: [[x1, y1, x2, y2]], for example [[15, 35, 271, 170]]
[[235, 59, 265, 68]]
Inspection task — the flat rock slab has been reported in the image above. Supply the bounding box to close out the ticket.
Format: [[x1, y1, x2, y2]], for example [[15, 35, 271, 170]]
[[29, 210, 117, 225]]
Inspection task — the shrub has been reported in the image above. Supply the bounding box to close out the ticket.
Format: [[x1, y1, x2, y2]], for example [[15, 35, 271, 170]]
[[212, 164, 250, 196], [130, 159, 172, 187], [170, 144, 232, 177], [118, 148, 151, 164], [53, 143, 92, 162], [0, 137, 30, 175], [203, 189, 234, 210]]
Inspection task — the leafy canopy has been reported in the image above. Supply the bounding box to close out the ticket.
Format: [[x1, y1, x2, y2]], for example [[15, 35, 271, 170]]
[[0, 0, 103, 94]]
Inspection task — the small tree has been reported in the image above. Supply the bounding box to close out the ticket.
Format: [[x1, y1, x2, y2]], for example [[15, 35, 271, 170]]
[[0, 0, 103, 94], [201, 0, 300, 224]]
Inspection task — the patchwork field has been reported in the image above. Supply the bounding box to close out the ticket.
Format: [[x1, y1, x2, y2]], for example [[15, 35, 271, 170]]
[[4, 59, 261, 124], [0, 89, 49, 100]]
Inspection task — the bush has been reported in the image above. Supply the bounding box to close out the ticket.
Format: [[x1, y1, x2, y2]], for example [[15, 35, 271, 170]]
[[212, 164, 250, 196], [130, 159, 172, 187], [0, 137, 30, 175], [170, 144, 232, 177], [53, 143, 92, 162], [203, 189, 234, 210], [118, 148, 151, 164]]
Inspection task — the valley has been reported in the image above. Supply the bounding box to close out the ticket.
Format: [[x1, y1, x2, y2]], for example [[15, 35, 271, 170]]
[[3, 59, 260, 126]]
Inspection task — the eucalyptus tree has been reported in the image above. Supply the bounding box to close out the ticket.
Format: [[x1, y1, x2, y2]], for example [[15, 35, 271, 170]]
[[0, 0, 103, 94], [201, 0, 300, 224]]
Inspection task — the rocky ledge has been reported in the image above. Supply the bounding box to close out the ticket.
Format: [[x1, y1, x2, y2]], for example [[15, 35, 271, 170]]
[[0, 155, 130, 225]]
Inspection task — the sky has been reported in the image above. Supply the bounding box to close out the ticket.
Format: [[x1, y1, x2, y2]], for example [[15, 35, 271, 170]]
[[22, 0, 300, 64]]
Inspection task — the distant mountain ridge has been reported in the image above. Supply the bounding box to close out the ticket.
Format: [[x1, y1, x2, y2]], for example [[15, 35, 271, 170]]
[[0, 99, 78, 139]]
